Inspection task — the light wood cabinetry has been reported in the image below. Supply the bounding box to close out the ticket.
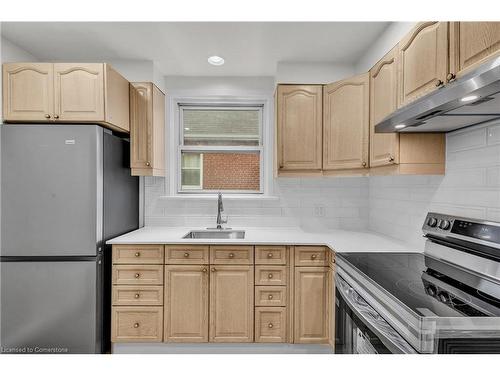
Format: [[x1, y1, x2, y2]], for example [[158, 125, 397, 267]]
[[255, 265, 287, 286], [164, 265, 209, 342], [398, 22, 449, 107], [276, 85, 323, 172], [295, 246, 329, 266], [209, 265, 254, 342], [2, 63, 54, 122], [450, 22, 500, 78], [255, 246, 287, 265], [323, 73, 369, 171], [370, 46, 446, 174], [209, 245, 254, 265], [2, 62, 129, 132], [294, 266, 330, 344], [129, 82, 165, 176], [255, 286, 287, 307], [255, 307, 287, 343], [111, 245, 165, 343], [165, 245, 209, 265]]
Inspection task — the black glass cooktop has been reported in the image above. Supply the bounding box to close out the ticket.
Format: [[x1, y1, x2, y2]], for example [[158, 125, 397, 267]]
[[338, 252, 500, 318]]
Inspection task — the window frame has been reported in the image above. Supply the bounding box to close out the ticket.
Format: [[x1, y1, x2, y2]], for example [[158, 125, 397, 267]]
[[177, 104, 264, 194]]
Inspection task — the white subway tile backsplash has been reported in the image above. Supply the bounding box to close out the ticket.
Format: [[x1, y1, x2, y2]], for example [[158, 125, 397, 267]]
[[447, 127, 487, 152], [487, 124, 500, 145]]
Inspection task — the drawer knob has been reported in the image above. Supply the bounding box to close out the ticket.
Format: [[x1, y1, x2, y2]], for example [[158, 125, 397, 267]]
[[268, 294, 274, 300], [268, 323, 273, 329], [435, 79, 444, 87], [362, 161, 367, 167], [447, 73, 456, 82], [133, 323, 140, 328], [389, 156, 395, 162], [135, 252, 141, 257], [202, 267, 207, 273], [54, 114, 60, 119], [311, 254, 317, 260], [44, 114, 51, 119], [146, 162, 151, 166], [228, 253, 234, 258], [211, 267, 216, 272], [134, 273, 140, 278], [184, 252, 190, 258], [267, 253, 273, 258], [134, 293, 140, 299], [268, 273, 273, 279]]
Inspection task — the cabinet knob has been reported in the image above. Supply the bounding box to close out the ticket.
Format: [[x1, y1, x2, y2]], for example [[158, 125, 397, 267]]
[[184, 252, 190, 258], [389, 156, 395, 162], [134, 293, 140, 299], [135, 252, 141, 257], [211, 267, 216, 272], [311, 254, 317, 260], [447, 73, 456, 82], [134, 273, 140, 278], [267, 253, 273, 258], [228, 253, 234, 258], [362, 162, 367, 167], [54, 114, 60, 119], [146, 162, 151, 166], [202, 268, 207, 273], [268, 273, 273, 279], [268, 294, 274, 300], [268, 323, 274, 329], [435, 79, 444, 87], [133, 323, 140, 328], [44, 114, 51, 119]]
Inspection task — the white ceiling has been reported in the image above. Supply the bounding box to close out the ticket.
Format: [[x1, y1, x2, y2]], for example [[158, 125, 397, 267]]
[[1, 22, 390, 76]]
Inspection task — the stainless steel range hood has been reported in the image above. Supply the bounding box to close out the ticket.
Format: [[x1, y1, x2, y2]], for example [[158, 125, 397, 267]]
[[375, 57, 500, 133]]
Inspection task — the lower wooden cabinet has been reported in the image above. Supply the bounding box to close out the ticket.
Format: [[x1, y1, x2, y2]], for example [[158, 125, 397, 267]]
[[255, 307, 287, 343], [164, 265, 209, 342], [209, 265, 254, 342], [111, 306, 163, 342], [294, 266, 330, 344]]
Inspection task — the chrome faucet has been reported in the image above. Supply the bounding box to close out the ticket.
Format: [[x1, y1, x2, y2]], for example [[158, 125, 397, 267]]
[[216, 192, 228, 229]]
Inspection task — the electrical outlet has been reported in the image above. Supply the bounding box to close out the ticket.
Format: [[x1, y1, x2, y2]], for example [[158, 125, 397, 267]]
[[313, 205, 325, 217]]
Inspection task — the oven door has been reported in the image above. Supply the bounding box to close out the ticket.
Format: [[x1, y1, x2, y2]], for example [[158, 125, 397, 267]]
[[335, 274, 417, 354]]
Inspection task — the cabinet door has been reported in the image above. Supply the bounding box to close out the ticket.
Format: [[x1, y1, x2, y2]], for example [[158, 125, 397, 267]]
[[323, 73, 369, 170], [451, 22, 500, 77], [399, 22, 448, 107], [209, 265, 254, 342], [130, 82, 152, 172], [370, 46, 400, 167], [294, 267, 329, 344], [2, 63, 54, 122], [277, 85, 323, 171], [53, 63, 104, 121], [164, 265, 209, 342]]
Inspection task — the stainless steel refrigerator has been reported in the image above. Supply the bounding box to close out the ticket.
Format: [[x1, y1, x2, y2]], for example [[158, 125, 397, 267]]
[[0, 125, 139, 353]]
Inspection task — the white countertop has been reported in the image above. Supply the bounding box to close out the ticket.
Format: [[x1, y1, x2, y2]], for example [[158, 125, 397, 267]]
[[107, 226, 420, 253]]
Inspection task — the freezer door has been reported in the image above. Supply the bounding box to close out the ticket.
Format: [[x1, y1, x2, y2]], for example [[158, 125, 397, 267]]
[[0, 260, 98, 353], [1, 125, 103, 257]]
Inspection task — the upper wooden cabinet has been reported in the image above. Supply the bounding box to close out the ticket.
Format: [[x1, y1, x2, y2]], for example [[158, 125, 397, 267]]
[[323, 73, 369, 170], [450, 22, 500, 77], [129, 82, 165, 176], [276, 85, 323, 172], [398, 22, 449, 107], [2, 63, 129, 132]]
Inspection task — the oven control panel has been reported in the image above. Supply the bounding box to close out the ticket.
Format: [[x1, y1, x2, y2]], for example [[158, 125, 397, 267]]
[[422, 213, 455, 234]]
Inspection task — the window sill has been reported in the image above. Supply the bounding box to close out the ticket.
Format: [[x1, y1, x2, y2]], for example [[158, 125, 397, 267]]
[[158, 194, 279, 201]]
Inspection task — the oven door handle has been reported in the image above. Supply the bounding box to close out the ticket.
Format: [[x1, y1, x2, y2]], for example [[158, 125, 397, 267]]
[[336, 274, 417, 354]]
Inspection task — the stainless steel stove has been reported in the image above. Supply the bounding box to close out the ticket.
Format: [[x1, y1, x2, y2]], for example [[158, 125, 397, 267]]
[[335, 213, 500, 354]]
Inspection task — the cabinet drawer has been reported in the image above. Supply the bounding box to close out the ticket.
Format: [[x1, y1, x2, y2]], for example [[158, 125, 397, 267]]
[[112, 265, 164, 285], [112, 244, 164, 264], [255, 307, 287, 343], [111, 306, 163, 342], [112, 285, 163, 306], [209, 246, 254, 265], [255, 286, 287, 306], [295, 246, 329, 266], [165, 245, 209, 264], [255, 246, 287, 265], [255, 266, 287, 286]]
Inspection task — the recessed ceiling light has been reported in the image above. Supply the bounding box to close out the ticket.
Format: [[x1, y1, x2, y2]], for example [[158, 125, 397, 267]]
[[461, 95, 479, 102], [395, 124, 406, 129], [208, 56, 224, 66]]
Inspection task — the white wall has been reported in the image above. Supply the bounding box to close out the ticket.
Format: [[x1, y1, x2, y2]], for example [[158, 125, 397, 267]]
[[275, 62, 354, 84], [369, 120, 500, 247]]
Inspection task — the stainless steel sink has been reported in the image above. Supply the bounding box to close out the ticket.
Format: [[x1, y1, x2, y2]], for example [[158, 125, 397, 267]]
[[183, 229, 245, 239]]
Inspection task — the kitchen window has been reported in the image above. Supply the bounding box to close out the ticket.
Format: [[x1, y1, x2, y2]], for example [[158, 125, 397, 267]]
[[178, 105, 263, 193]]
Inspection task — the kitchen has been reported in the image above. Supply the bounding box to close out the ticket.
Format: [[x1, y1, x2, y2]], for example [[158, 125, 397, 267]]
[[1, 2, 500, 373]]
